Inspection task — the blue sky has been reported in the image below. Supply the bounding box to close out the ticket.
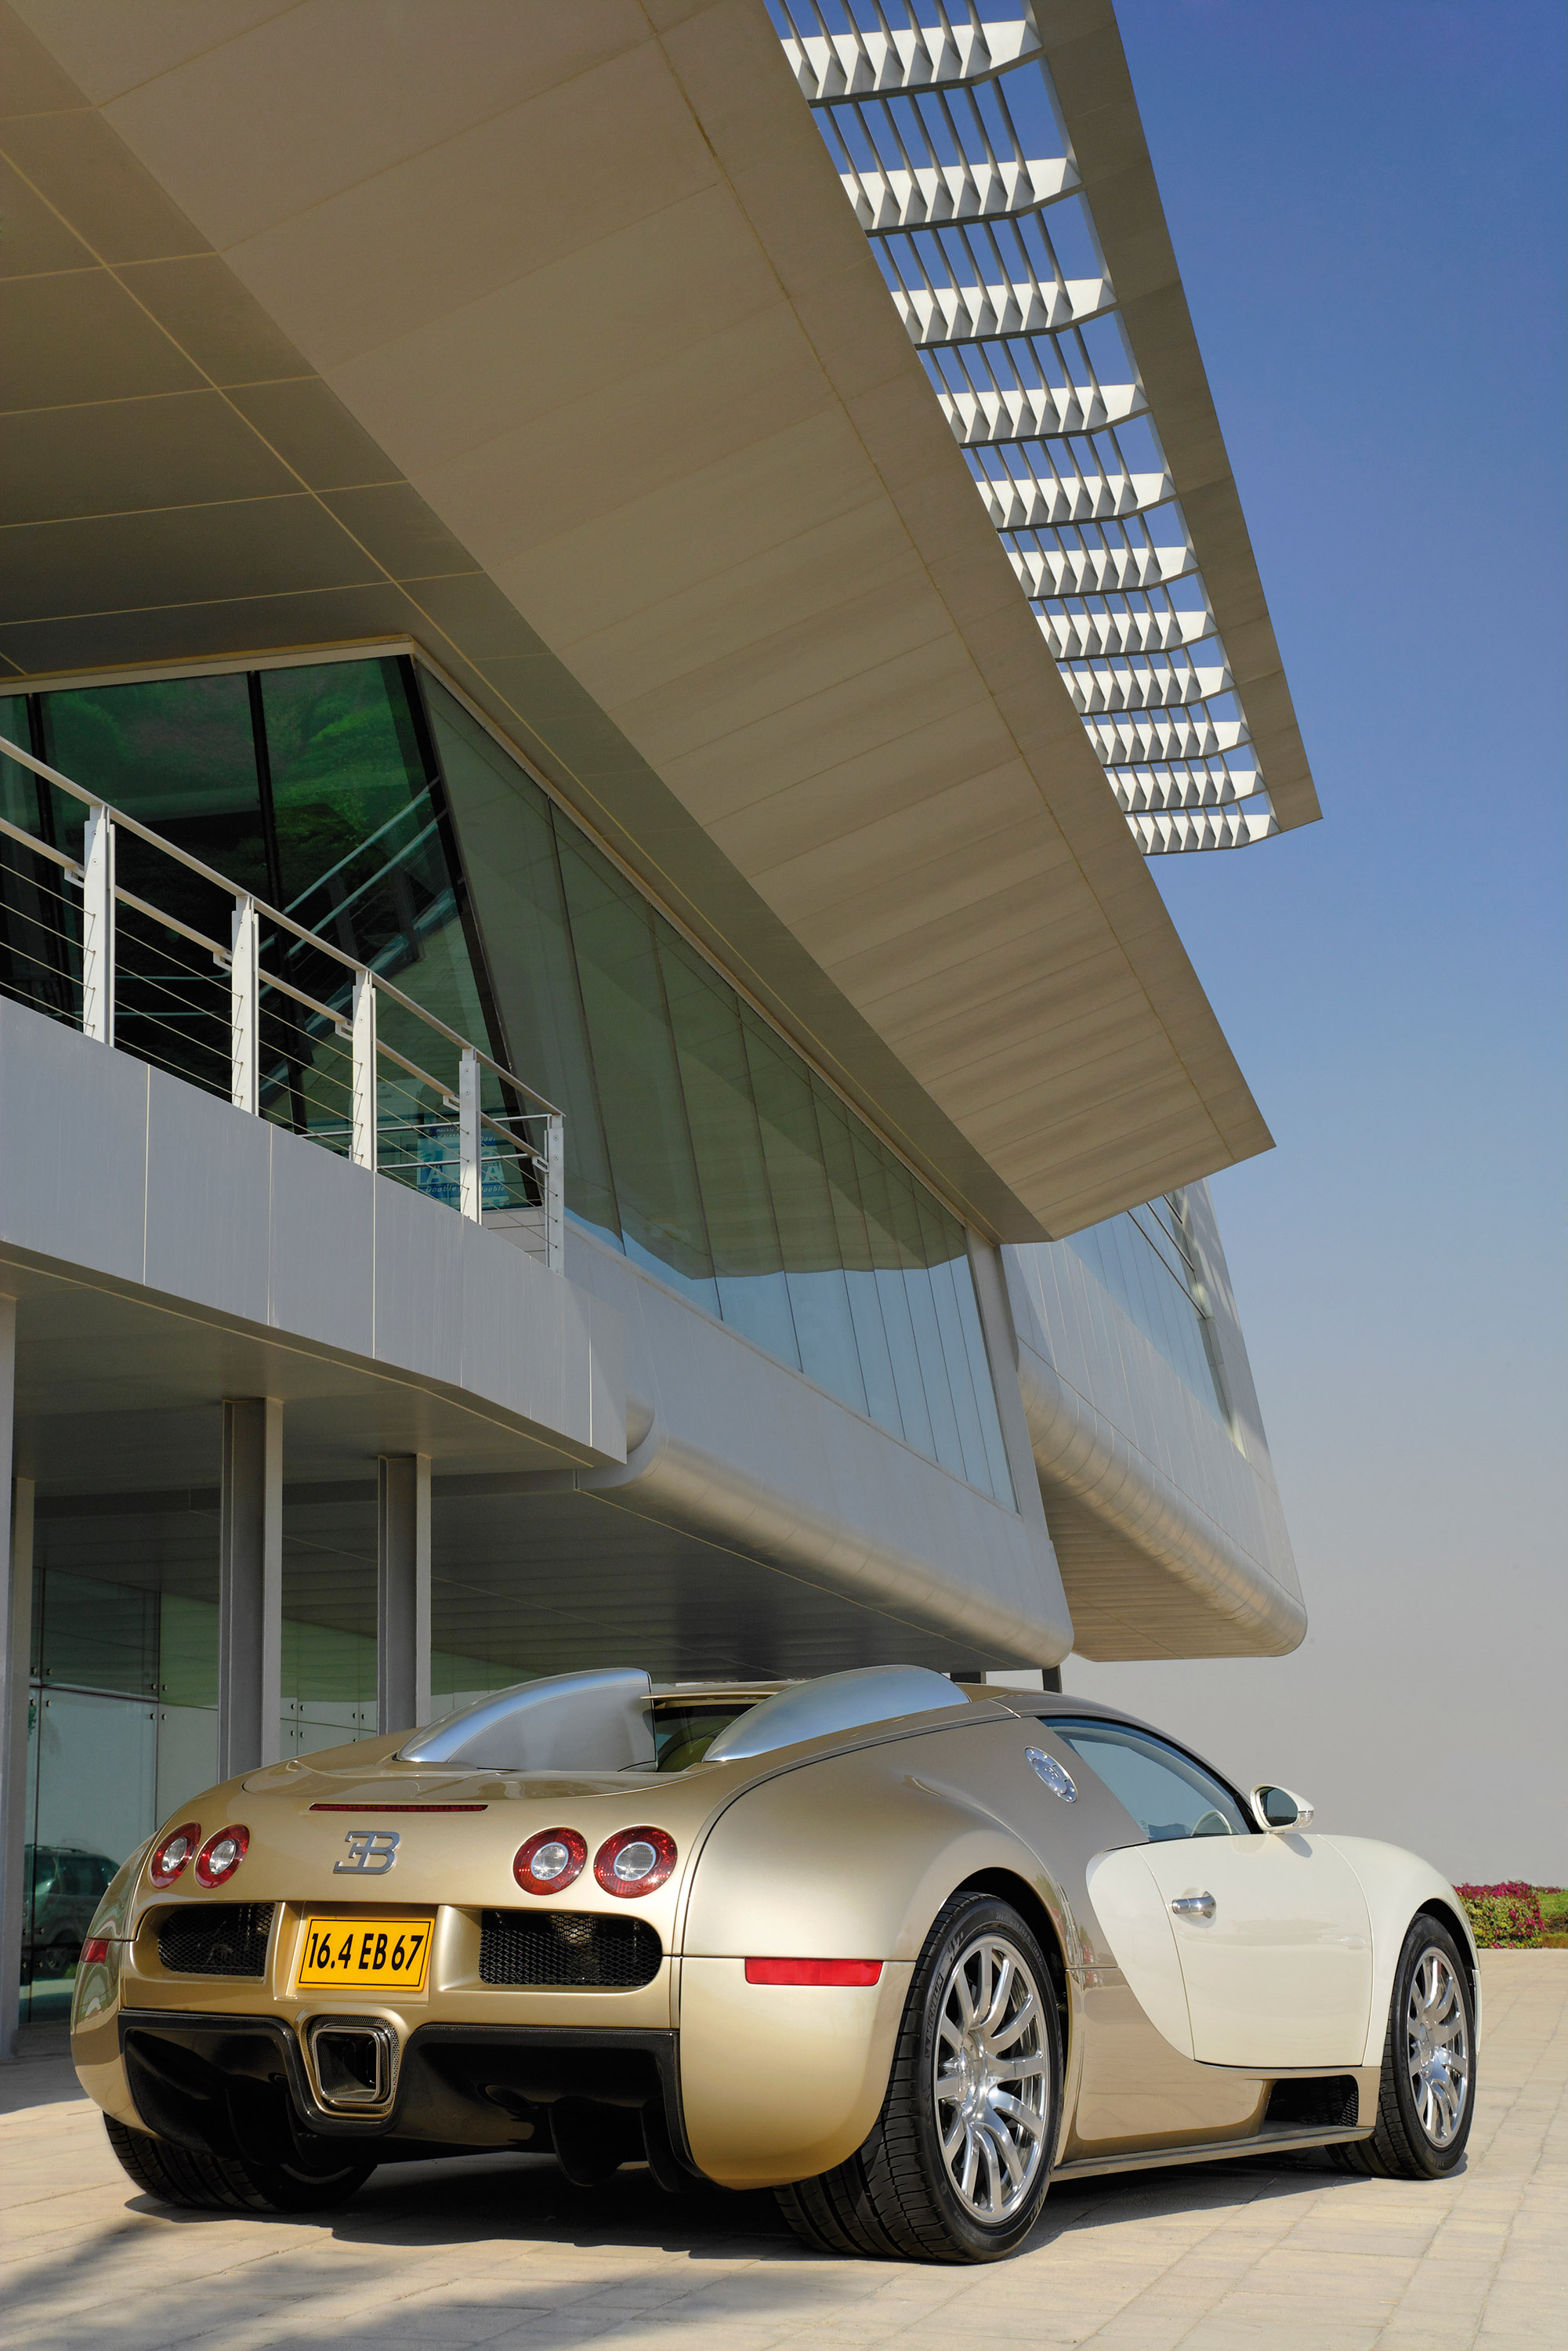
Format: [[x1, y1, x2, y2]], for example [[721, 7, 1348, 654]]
[[1064, 2, 1566, 1880]]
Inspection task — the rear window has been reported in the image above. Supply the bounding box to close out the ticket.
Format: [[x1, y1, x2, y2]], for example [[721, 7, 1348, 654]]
[[654, 1702, 756, 1773]]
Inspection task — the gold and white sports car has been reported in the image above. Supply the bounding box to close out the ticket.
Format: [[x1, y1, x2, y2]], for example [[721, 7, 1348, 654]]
[[71, 1665, 1479, 2263]]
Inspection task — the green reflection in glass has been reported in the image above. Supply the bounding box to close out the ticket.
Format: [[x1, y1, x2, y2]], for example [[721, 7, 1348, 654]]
[[40, 675, 266, 1099], [421, 679, 620, 1243], [40, 672, 268, 895], [34, 1570, 159, 1697], [0, 697, 77, 1028], [556, 833, 718, 1312], [742, 1008, 867, 1415], [259, 660, 507, 1198], [661, 933, 799, 1364]]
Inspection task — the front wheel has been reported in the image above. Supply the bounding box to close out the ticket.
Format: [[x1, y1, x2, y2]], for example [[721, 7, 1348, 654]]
[[775, 1892, 1062, 2262], [104, 2116, 376, 2212], [1331, 1914, 1476, 2179]]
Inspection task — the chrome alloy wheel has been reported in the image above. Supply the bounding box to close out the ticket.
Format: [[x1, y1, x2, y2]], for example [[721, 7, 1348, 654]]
[[1406, 1946, 1471, 2146], [932, 1933, 1049, 2222]]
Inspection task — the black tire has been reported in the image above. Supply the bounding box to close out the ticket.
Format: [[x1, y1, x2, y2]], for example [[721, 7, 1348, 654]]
[[775, 1892, 1062, 2264], [104, 2114, 377, 2213], [1330, 1914, 1476, 2180]]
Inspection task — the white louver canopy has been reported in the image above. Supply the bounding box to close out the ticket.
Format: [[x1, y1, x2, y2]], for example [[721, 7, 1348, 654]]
[[771, 0, 1291, 855]]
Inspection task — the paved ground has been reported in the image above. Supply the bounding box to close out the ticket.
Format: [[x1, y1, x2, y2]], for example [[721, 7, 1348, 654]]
[[3, 1954, 1563, 2351]]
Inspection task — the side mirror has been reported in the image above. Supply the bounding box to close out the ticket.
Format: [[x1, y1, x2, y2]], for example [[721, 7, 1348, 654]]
[[1251, 1784, 1314, 1833]]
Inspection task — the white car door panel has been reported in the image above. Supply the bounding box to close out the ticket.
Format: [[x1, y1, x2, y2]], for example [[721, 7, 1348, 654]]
[[1084, 1846, 1194, 2058], [1141, 1834, 1373, 2067], [1050, 1715, 1374, 2073]]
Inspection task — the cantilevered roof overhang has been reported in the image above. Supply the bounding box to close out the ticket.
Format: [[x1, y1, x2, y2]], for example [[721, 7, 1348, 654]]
[[0, 0, 1294, 1242]]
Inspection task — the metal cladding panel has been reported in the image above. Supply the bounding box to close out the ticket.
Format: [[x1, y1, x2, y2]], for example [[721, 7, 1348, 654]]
[[0, 993, 617, 1475], [264, 1139, 378, 1362], [0, 1011, 150, 1280], [142, 1065, 273, 1328]]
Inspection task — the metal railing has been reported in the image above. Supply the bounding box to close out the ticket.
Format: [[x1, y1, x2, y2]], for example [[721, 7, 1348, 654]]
[[0, 737, 564, 1271]]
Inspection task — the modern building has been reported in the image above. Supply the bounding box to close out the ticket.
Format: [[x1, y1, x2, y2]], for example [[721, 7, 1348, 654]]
[[0, 1, 1315, 2040]]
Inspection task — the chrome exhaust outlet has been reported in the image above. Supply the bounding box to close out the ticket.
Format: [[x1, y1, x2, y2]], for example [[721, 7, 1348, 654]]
[[306, 2016, 397, 2111]]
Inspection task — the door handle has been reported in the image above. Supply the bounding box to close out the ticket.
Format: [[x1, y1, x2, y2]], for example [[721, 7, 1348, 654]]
[[1170, 1893, 1215, 1920]]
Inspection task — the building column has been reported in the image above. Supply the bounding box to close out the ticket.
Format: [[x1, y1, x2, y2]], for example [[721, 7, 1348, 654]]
[[1, 1295, 35, 2056], [218, 1398, 282, 1780], [378, 1455, 430, 1736]]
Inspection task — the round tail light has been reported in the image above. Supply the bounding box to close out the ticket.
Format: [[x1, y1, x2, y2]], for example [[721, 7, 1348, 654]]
[[149, 1823, 201, 1889], [194, 1824, 249, 1887], [513, 1828, 587, 1895], [593, 1827, 676, 1898]]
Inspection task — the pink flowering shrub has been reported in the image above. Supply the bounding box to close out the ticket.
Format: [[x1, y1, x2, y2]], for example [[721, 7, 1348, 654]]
[[1454, 1883, 1545, 1947]]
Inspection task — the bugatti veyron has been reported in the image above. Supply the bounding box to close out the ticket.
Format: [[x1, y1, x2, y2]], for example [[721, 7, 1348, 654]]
[[71, 1665, 1479, 2262]]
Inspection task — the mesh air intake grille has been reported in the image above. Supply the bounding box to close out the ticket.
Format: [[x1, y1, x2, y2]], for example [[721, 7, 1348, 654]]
[[157, 1904, 274, 1978], [480, 1909, 661, 1989]]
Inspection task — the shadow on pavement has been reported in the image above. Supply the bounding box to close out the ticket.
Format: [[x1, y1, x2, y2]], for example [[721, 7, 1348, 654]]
[[3, 2134, 1381, 2351]]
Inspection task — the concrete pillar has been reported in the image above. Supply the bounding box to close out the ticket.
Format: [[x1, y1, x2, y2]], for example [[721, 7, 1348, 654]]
[[1, 1294, 35, 2056], [378, 1455, 430, 1736], [218, 1398, 282, 1780]]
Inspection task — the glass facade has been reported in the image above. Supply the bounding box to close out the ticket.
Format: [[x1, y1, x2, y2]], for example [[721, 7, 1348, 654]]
[[20, 1504, 509, 2023], [1, 654, 1012, 1504], [425, 678, 1014, 1505], [1062, 1194, 1232, 1429], [0, 658, 524, 1213]]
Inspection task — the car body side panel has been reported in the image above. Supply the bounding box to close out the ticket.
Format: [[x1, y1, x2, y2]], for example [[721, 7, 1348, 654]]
[[1320, 1838, 1483, 2066], [681, 1719, 1087, 1964], [1065, 1977, 1268, 2155], [679, 1716, 1099, 2183], [679, 1959, 915, 2187]]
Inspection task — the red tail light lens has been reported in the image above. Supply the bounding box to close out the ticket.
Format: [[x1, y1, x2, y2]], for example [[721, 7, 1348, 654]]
[[81, 1937, 111, 1966], [512, 1828, 587, 1895], [745, 1958, 883, 1986], [593, 1827, 676, 1898], [194, 1824, 249, 1887], [149, 1823, 201, 1889]]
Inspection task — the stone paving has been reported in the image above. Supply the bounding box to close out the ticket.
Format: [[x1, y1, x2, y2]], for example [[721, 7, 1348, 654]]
[[2, 1953, 1562, 2351]]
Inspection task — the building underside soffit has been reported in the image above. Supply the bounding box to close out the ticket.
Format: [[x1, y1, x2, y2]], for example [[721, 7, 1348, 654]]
[[770, 2, 1318, 854], [0, 0, 1281, 1241]]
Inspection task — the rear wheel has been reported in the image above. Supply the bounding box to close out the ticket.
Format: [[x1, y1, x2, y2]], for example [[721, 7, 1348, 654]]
[[1331, 1914, 1476, 2179], [104, 2115, 376, 2212], [775, 1892, 1061, 2263]]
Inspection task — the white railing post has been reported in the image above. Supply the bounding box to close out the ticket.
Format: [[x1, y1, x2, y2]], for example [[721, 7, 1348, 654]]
[[351, 970, 377, 1171], [230, 896, 259, 1114], [80, 802, 114, 1044], [545, 1113, 564, 1271], [458, 1045, 481, 1223]]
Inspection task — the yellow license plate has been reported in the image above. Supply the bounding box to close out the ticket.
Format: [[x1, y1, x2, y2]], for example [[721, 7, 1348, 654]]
[[298, 1917, 433, 1993]]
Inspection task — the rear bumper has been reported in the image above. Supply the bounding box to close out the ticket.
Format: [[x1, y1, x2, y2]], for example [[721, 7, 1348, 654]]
[[117, 2009, 693, 2171]]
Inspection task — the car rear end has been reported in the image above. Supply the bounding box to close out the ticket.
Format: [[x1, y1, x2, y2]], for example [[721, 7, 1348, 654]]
[[74, 1750, 727, 2183]]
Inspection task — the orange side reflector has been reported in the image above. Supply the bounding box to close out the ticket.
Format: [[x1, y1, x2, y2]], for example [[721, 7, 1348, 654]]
[[744, 1957, 882, 1986]]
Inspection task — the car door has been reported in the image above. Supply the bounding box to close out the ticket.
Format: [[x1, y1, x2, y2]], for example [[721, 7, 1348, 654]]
[[1056, 1719, 1374, 2070]]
